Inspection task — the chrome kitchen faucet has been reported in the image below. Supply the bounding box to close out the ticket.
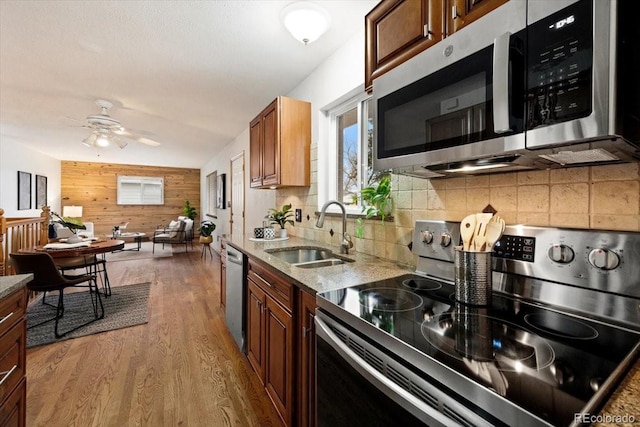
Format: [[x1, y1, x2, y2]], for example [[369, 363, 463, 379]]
[[316, 200, 353, 255]]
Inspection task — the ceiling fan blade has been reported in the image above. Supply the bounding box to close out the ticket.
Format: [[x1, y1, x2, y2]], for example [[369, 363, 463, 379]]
[[112, 135, 128, 149], [114, 127, 161, 146], [136, 136, 161, 146]]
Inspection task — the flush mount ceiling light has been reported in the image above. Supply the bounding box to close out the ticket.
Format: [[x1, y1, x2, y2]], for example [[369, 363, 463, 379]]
[[281, 1, 331, 45]]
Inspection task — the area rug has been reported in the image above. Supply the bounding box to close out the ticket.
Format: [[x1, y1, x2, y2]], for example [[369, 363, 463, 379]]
[[27, 282, 151, 348], [104, 241, 173, 262]]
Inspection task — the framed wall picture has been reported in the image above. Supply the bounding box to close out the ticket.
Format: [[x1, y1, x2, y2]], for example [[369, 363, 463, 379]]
[[18, 171, 32, 210], [216, 173, 226, 209], [36, 174, 47, 209]]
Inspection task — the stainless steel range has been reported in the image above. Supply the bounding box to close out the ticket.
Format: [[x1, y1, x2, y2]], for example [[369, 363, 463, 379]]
[[316, 220, 640, 427]]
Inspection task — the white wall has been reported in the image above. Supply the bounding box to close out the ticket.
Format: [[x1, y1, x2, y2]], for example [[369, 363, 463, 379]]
[[0, 140, 61, 217], [201, 28, 366, 250], [201, 128, 276, 252]]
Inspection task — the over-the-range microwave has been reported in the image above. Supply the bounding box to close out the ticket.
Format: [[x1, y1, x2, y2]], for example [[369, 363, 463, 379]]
[[373, 0, 640, 177]]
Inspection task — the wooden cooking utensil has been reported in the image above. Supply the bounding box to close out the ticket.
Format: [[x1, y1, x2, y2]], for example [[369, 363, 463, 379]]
[[485, 220, 504, 251], [460, 214, 476, 251], [473, 213, 493, 251]]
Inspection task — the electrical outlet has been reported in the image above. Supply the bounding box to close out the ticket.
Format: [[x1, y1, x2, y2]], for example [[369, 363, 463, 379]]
[[295, 209, 302, 222]]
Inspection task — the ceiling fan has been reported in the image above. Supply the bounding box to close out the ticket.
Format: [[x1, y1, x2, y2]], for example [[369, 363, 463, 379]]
[[79, 99, 161, 149]]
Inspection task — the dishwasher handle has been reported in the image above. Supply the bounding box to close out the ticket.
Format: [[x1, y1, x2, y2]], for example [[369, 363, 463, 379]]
[[226, 248, 243, 265]]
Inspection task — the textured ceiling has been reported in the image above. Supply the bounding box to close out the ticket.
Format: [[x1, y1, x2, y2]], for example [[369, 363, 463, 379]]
[[0, 0, 376, 168]]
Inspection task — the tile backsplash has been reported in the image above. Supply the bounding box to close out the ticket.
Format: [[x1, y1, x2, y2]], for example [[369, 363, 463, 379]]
[[277, 145, 640, 266]]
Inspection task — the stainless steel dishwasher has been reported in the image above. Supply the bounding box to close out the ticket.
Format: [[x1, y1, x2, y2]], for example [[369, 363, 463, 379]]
[[225, 244, 245, 352]]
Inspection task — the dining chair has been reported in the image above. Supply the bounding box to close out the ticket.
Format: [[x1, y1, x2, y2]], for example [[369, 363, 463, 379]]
[[56, 255, 112, 297], [10, 252, 104, 338]]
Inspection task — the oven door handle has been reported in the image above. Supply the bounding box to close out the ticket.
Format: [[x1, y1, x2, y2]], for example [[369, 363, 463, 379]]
[[493, 31, 513, 134], [315, 315, 462, 427]]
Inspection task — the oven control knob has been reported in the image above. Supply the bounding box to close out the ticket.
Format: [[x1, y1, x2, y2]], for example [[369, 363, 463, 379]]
[[421, 230, 434, 244], [548, 244, 574, 264], [588, 248, 620, 270], [440, 232, 452, 247]]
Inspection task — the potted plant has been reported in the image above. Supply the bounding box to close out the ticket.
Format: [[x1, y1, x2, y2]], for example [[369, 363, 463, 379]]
[[50, 211, 86, 243], [356, 175, 393, 238], [198, 220, 216, 244], [183, 200, 197, 221], [267, 203, 294, 238]]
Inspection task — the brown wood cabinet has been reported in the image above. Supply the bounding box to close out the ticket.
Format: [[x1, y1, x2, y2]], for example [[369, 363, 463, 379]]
[[297, 290, 316, 427], [0, 288, 27, 427], [249, 96, 311, 189], [365, 0, 507, 91], [246, 259, 294, 426], [365, 0, 444, 91], [446, 0, 508, 35], [220, 240, 227, 310]]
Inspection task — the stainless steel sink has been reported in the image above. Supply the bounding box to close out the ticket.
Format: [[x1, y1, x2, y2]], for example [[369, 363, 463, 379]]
[[265, 247, 353, 268], [294, 259, 348, 269]]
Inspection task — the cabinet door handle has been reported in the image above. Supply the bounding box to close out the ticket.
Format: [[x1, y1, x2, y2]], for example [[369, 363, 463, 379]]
[[451, 5, 459, 18], [0, 311, 14, 326], [253, 272, 273, 287], [0, 365, 17, 386], [423, 24, 431, 38]]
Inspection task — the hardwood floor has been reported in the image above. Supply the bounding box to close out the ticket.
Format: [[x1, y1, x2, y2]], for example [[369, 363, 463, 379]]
[[25, 246, 284, 427]]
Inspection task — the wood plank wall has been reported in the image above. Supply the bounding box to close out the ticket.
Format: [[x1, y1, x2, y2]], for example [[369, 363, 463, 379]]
[[61, 161, 200, 238]]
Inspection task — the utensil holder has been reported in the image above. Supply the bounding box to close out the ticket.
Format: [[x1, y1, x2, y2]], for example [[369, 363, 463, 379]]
[[454, 248, 492, 306]]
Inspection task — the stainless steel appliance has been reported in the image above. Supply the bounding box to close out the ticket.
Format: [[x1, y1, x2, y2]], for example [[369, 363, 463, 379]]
[[225, 244, 245, 351], [373, 0, 640, 177], [316, 221, 640, 426]]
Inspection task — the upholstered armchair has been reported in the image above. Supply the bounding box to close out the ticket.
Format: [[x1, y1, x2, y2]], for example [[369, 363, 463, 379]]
[[177, 216, 194, 249], [152, 220, 189, 253]]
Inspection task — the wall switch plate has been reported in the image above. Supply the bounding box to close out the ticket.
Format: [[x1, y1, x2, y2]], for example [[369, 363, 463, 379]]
[[295, 209, 302, 222]]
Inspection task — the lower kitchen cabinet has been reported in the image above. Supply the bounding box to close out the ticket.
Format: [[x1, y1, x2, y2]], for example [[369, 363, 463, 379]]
[[298, 290, 316, 427], [247, 280, 266, 383], [0, 379, 25, 427], [264, 295, 293, 424], [246, 259, 294, 426], [0, 287, 27, 427]]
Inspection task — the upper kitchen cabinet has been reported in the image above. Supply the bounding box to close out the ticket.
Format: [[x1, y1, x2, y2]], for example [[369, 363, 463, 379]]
[[365, 0, 508, 92], [250, 96, 311, 189], [446, 0, 508, 35], [365, 0, 444, 91]]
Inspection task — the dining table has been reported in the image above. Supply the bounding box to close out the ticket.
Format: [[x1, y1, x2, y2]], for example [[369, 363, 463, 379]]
[[20, 239, 125, 297], [21, 239, 125, 258]]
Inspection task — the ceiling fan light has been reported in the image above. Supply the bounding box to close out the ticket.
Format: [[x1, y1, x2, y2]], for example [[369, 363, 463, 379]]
[[95, 135, 110, 147], [281, 1, 331, 45]]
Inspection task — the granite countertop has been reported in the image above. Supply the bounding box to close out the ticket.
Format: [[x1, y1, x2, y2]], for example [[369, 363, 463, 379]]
[[225, 234, 640, 423], [0, 273, 32, 299], [225, 234, 413, 294], [595, 360, 640, 426]]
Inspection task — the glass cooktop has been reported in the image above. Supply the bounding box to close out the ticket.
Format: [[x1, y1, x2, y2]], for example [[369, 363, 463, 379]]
[[318, 274, 640, 426]]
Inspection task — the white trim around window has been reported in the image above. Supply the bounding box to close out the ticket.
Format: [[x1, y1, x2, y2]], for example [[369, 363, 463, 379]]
[[319, 85, 372, 215]]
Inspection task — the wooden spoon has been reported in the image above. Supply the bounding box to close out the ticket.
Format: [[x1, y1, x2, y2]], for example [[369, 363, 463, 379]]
[[485, 220, 504, 251], [460, 214, 476, 251]]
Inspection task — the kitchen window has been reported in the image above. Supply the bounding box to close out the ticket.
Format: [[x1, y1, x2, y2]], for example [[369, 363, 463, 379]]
[[320, 91, 380, 214]]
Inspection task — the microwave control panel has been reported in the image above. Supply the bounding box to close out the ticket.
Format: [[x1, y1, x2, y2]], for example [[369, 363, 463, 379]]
[[526, 0, 592, 129]]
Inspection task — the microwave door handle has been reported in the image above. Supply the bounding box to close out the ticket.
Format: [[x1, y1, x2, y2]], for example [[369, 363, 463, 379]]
[[493, 31, 512, 134]]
